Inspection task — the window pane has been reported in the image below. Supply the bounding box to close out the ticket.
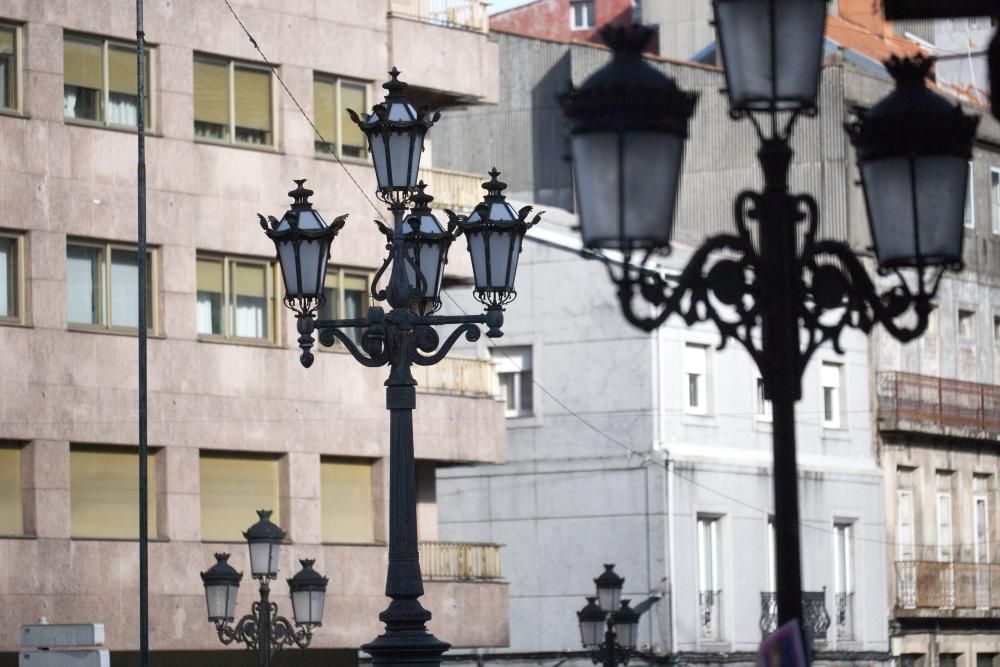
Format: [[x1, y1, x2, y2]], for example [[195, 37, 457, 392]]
[[0, 445, 21, 534], [498, 372, 515, 410], [200, 454, 278, 541], [320, 271, 340, 320], [110, 248, 140, 328], [70, 446, 155, 538], [64, 36, 103, 121], [194, 58, 229, 141], [231, 262, 268, 339], [520, 369, 533, 413], [67, 244, 105, 325], [0, 26, 16, 110], [313, 78, 336, 154], [107, 43, 140, 127], [321, 459, 374, 543], [197, 258, 224, 335], [0, 236, 17, 318], [340, 81, 366, 158], [234, 66, 271, 145], [343, 274, 367, 344]]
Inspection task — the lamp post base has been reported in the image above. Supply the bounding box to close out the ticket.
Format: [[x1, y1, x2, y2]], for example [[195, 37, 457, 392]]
[[362, 599, 450, 667]]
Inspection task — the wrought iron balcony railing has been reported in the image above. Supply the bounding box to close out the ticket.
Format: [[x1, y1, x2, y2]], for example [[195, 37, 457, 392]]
[[418, 541, 503, 581], [896, 560, 1000, 611], [835, 592, 854, 641], [412, 355, 499, 397], [877, 371, 1000, 433], [389, 0, 489, 33], [698, 590, 722, 641], [760, 590, 831, 641]]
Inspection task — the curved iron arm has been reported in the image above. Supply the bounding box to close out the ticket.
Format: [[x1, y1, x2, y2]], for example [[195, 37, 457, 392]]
[[213, 606, 313, 655], [271, 615, 314, 651], [409, 323, 482, 367]]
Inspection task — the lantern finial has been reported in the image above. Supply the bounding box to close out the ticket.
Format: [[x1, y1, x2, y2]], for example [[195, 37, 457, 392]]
[[383, 67, 408, 100], [884, 54, 934, 88], [288, 179, 314, 208], [483, 168, 508, 199], [411, 181, 434, 210]]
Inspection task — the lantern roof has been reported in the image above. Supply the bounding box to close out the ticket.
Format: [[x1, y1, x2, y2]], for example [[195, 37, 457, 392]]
[[243, 509, 286, 543], [595, 563, 624, 590], [347, 68, 440, 130], [259, 179, 346, 239], [463, 169, 541, 229], [846, 55, 979, 160], [287, 559, 329, 592], [562, 24, 698, 136], [577, 596, 606, 622], [200, 553, 243, 586], [613, 599, 640, 625], [403, 182, 448, 236]]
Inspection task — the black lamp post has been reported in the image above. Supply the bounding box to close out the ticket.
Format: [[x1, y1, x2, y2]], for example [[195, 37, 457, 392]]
[[200, 510, 328, 666], [577, 565, 642, 667], [260, 68, 540, 667], [563, 13, 977, 658]]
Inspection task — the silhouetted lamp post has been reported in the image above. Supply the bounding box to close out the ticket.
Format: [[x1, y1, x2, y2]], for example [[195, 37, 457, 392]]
[[562, 5, 977, 656], [578, 565, 642, 667], [200, 510, 328, 667]]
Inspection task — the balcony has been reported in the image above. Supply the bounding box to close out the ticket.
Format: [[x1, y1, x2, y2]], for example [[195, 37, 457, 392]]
[[413, 354, 498, 397], [877, 372, 1000, 438], [419, 541, 503, 581], [422, 167, 485, 213], [760, 591, 832, 641], [895, 561, 1000, 617], [698, 590, 722, 641], [389, 0, 489, 33]]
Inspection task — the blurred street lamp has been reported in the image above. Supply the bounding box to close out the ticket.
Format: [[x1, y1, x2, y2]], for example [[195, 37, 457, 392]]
[[577, 565, 643, 667]]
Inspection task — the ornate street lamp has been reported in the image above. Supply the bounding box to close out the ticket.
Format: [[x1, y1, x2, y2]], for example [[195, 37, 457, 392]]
[[201, 511, 327, 666], [261, 68, 540, 667], [577, 565, 647, 667], [562, 22, 976, 659]]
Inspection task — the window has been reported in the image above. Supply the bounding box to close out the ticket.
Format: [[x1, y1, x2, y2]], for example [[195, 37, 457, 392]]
[[991, 168, 1000, 233], [940, 655, 961, 667], [64, 33, 151, 128], [977, 654, 997, 667], [194, 55, 273, 146], [196, 255, 277, 342], [570, 0, 595, 29], [0, 443, 21, 535], [697, 515, 722, 641], [766, 517, 775, 592], [900, 655, 926, 667], [959, 308, 977, 340], [755, 377, 772, 422], [70, 445, 155, 538], [321, 458, 374, 543], [684, 343, 708, 414], [937, 471, 954, 562], [965, 161, 975, 229], [834, 521, 854, 640], [320, 268, 369, 346], [0, 23, 19, 112], [200, 452, 279, 541], [994, 314, 1000, 343], [314, 75, 367, 159], [974, 474, 990, 565], [821, 362, 842, 428], [66, 241, 155, 331], [491, 346, 533, 417], [0, 231, 23, 322], [897, 467, 916, 561]]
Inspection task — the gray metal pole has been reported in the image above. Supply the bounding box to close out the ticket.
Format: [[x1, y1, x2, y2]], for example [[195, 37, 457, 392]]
[[135, 1, 149, 666]]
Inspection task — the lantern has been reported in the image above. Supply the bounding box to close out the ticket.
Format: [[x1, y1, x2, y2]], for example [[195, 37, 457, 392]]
[[243, 510, 285, 579], [401, 182, 452, 315], [200, 553, 242, 622], [577, 597, 606, 649], [287, 559, 329, 627], [595, 563, 624, 612]]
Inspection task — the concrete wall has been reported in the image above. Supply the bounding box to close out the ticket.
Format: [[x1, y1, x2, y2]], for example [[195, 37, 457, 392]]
[[0, 0, 508, 657]]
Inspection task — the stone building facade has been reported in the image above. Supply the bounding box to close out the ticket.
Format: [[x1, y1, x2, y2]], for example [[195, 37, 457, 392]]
[[0, 1, 509, 664]]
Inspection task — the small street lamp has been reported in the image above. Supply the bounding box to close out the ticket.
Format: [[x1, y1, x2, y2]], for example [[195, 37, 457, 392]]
[[577, 565, 643, 667], [562, 13, 977, 660], [200, 510, 328, 666], [260, 68, 540, 666]]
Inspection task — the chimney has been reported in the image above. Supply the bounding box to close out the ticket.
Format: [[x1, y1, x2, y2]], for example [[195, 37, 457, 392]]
[[839, 0, 893, 37]]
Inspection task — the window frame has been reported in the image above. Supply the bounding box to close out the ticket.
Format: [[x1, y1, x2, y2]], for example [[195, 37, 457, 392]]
[[991, 166, 1000, 234], [833, 521, 854, 595], [0, 21, 23, 116], [965, 160, 975, 229], [63, 31, 155, 131], [69, 444, 157, 540], [320, 456, 377, 544], [821, 361, 842, 429], [755, 376, 772, 422], [196, 252, 280, 345], [958, 307, 978, 342], [492, 345, 534, 418], [193, 53, 277, 149], [313, 73, 369, 161], [0, 230, 25, 325], [66, 238, 158, 334], [570, 0, 596, 30], [0, 442, 23, 536], [199, 451, 280, 542], [320, 266, 374, 349], [683, 343, 709, 415], [973, 474, 990, 565]]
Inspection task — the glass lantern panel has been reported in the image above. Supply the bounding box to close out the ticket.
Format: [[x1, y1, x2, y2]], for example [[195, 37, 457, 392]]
[[488, 230, 514, 289], [580, 619, 604, 648], [623, 132, 683, 247], [468, 232, 488, 288], [715, 0, 770, 110], [598, 586, 621, 613], [309, 590, 326, 625], [773, 0, 826, 108], [616, 617, 638, 649], [205, 583, 229, 620], [370, 133, 390, 188], [419, 244, 444, 298], [862, 158, 916, 267], [290, 239, 326, 298], [248, 539, 280, 577], [915, 155, 967, 265], [277, 239, 300, 296], [291, 588, 309, 625], [573, 133, 622, 248], [389, 131, 422, 189]]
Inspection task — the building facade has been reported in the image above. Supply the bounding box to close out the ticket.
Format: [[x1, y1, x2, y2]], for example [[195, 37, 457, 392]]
[[490, 0, 640, 47], [0, 1, 509, 664]]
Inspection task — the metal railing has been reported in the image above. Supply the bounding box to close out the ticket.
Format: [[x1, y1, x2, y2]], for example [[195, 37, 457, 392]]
[[418, 541, 503, 580], [760, 590, 831, 641], [896, 561, 1000, 610], [835, 592, 854, 641], [698, 590, 722, 641], [412, 355, 498, 397], [422, 167, 486, 212], [877, 372, 1000, 432], [389, 0, 490, 33]]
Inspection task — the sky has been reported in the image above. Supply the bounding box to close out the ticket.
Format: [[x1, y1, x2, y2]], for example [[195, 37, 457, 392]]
[[487, 0, 536, 14]]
